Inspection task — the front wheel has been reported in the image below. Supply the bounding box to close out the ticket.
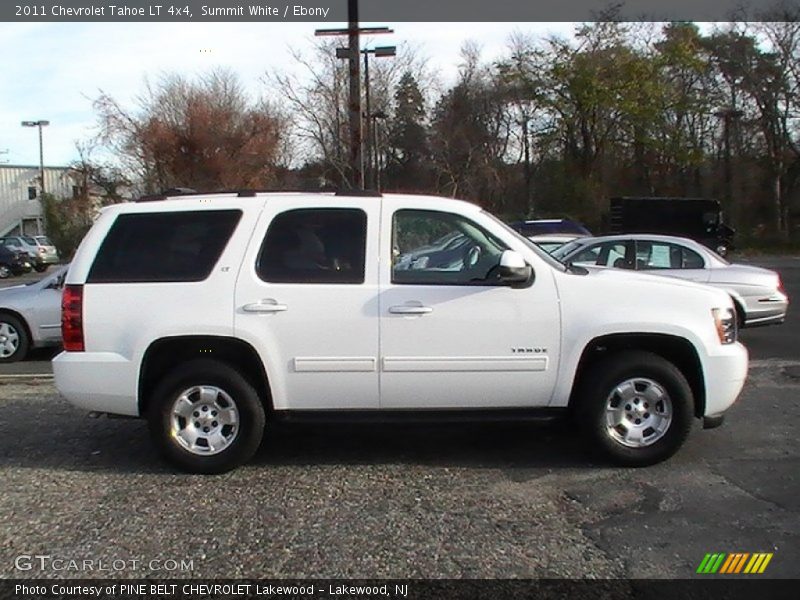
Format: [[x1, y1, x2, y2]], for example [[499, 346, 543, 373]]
[[0, 314, 30, 362], [147, 359, 266, 474], [574, 351, 694, 467], [34, 263, 48, 273], [0, 264, 10, 279]]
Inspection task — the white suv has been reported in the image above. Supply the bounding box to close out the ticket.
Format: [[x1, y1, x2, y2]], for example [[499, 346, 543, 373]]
[[54, 192, 748, 473]]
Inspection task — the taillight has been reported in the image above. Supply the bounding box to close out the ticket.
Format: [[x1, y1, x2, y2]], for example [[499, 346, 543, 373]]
[[62, 284, 84, 352]]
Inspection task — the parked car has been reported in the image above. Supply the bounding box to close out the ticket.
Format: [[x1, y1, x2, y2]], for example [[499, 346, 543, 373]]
[[1, 240, 43, 272], [0, 235, 59, 272], [553, 234, 789, 327], [510, 219, 592, 237], [394, 231, 474, 271], [0, 245, 32, 278], [528, 234, 583, 254], [54, 192, 747, 473], [33, 235, 60, 269], [0, 265, 66, 361]]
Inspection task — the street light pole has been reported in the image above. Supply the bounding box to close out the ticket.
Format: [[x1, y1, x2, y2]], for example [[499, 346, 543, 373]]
[[361, 46, 396, 189], [21, 119, 50, 234]]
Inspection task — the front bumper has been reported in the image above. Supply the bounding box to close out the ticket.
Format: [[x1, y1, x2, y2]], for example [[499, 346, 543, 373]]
[[703, 341, 748, 416]]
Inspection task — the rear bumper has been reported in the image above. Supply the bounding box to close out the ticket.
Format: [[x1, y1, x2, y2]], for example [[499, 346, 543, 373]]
[[52, 351, 139, 416], [703, 342, 748, 416]]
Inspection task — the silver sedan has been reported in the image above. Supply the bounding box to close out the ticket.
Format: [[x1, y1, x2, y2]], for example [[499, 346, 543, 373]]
[[553, 234, 789, 327], [0, 266, 66, 362]]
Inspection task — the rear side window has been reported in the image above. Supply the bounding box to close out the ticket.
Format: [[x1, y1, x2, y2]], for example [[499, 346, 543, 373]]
[[257, 208, 367, 284], [87, 210, 242, 283]]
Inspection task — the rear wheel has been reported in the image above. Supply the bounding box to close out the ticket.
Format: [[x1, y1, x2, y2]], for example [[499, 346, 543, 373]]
[[574, 350, 694, 467], [0, 264, 10, 279], [147, 359, 265, 474]]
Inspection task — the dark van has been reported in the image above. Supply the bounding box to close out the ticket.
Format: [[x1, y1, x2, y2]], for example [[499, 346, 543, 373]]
[[608, 197, 735, 256]]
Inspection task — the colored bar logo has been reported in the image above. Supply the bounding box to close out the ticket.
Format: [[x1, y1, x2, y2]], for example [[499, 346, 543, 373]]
[[697, 552, 773, 574]]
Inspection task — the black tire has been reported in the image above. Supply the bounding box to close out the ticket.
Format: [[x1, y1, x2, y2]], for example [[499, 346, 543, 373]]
[[0, 264, 10, 279], [147, 359, 265, 474], [34, 263, 48, 273], [732, 299, 746, 329], [0, 313, 30, 363], [574, 350, 694, 467]]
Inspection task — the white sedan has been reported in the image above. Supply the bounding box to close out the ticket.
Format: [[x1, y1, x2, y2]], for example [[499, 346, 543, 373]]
[[553, 234, 789, 327]]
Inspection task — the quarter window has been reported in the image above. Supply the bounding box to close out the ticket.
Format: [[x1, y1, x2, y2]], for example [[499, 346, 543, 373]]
[[392, 210, 508, 285], [87, 210, 242, 283], [257, 208, 367, 284]]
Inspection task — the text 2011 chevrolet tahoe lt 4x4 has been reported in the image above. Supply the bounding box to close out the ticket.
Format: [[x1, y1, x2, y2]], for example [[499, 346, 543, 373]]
[[54, 192, 748, 473]]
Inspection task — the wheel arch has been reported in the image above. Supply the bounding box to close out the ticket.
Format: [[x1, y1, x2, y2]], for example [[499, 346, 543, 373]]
[[569, 333, 706, 419], [138, 335, 272, 416]]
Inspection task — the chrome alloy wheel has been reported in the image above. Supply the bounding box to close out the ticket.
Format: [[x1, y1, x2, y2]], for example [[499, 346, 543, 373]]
[[605, 378, 673, 448], [169, 385, 240, 455], [0, 322, 20, 358]]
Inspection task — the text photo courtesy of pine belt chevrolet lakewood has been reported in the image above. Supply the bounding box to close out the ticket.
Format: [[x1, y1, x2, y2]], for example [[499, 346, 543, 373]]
[[53, 191, 748, 474]]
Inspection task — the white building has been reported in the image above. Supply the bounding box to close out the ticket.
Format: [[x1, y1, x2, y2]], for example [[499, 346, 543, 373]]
[[0, 165, 76, 236]]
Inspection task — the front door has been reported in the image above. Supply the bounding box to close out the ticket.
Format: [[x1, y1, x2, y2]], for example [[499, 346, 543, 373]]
[[378, 206, 560, 409]]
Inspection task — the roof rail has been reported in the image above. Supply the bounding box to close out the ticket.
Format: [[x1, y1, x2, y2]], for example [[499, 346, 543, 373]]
[[335, 188, 382, 197], [134, 187, 343, 202]]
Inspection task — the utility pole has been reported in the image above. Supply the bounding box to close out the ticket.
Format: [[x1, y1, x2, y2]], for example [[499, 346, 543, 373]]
[[714, 108, 743, 227], [346, 0, 361, 189], [315, 2, 392, 190]]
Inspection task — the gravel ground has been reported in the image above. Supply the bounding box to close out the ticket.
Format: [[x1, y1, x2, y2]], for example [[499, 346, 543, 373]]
[[0, 360, 797, 580]]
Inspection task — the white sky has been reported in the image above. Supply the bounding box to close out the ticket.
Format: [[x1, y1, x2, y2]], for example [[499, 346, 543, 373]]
[[0, 21, 575, 167]]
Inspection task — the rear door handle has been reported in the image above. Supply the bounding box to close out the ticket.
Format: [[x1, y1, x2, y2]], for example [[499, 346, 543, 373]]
[[389, 305, 433, 315], [243, 299, 288, 313]]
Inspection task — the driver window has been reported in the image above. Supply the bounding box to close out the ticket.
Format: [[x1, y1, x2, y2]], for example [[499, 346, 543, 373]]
[[392, 210, 508, 285]]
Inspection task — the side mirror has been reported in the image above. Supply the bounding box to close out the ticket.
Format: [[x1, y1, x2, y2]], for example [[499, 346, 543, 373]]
[[498, 250, 533, 286]]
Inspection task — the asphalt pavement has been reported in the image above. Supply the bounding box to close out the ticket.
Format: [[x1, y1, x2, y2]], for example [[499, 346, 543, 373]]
[[0, 257, 796, 579]]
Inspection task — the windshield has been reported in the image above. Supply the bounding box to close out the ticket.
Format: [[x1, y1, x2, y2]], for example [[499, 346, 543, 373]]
[[482, 211, 567, 271], [551, 239, 592, 261], [22, 236, 37, 245], [35, 236, 52, 245]]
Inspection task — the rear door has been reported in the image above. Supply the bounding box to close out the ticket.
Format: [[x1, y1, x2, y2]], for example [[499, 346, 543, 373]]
[[634, 240, 710, 283], [234, 199, 380, 411]]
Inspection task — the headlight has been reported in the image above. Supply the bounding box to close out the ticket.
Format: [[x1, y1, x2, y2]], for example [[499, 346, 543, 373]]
[[712, 308, 737, 344]]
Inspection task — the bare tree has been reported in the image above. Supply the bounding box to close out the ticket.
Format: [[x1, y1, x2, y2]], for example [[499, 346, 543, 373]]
[[94, 68, 287, 194]]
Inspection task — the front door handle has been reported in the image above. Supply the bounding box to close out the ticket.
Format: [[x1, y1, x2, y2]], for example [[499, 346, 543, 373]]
[[243, 299, 288, 313], [389, 305, 433, 315]]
